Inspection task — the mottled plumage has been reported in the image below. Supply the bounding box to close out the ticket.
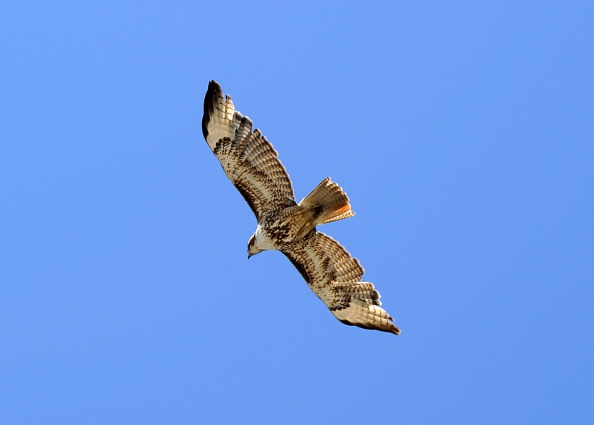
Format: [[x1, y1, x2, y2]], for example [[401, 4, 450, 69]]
[[202, 80, 400, 335]]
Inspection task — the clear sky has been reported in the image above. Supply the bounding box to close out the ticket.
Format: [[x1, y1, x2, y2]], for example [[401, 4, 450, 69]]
[[2, 1, 593, 424]]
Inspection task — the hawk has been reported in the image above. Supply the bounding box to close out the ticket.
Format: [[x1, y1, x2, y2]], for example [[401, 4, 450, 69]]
[[202, 80, 400, 335]]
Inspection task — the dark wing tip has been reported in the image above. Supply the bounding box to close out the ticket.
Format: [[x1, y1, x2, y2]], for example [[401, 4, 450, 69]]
[[207, 80, 222, 94], [202, 80, 223, 140]]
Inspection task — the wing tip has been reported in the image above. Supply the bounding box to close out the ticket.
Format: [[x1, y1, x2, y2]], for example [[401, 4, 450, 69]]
[[202, 80, 223, 140], [339, 319, 401, 335]]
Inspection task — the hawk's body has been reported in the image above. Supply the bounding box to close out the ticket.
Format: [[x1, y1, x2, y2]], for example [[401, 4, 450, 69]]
[[202, 80, 400, 335]]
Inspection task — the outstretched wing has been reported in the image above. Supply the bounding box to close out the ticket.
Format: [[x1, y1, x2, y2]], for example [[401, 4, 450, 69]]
[[282, 231, 400, 335], [202, 80, 295, 221]]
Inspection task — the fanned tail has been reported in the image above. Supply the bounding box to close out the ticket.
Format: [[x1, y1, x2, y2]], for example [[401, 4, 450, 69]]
[[299, 177, 355, 226]]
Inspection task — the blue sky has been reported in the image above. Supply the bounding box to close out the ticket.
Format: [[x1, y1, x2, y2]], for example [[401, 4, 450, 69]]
[[2, 1, 593, 424]]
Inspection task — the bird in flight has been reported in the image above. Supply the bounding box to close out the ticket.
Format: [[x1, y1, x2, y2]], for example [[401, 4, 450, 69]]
[[202, 80, 400, 335]]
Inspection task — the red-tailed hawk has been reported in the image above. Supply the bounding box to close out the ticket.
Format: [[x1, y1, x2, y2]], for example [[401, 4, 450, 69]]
[[202, 80, 400, 335]]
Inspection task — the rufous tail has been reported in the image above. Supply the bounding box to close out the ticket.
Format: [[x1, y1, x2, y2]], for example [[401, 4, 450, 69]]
[[299, 177, 355, 226]]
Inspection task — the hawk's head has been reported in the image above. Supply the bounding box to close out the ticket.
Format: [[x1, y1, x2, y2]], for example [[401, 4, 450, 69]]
[[247, 225, 275, 258], [247, 234, 263, 259]]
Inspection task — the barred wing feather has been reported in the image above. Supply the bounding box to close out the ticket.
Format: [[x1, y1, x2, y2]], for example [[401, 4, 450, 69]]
[[202, 80, 295, 221], [282, 231, 400, 335]]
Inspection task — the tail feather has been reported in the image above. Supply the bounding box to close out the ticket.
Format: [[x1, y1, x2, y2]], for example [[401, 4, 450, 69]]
[[299, 177, 355, 226]]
